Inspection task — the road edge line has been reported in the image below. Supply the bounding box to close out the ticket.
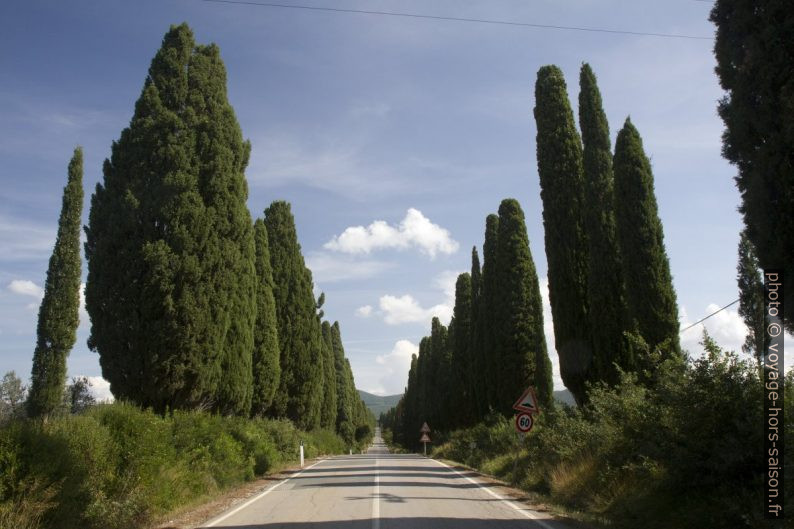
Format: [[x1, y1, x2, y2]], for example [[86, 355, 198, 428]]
[[202, 458, 328, 527], [430, 458, 556, 529]]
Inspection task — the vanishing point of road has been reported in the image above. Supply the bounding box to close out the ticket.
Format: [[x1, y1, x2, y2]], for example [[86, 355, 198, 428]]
[[200, 428, 571, 529]]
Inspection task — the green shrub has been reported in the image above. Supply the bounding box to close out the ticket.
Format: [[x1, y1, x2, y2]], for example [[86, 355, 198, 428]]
[[0, 404, 349, 529]]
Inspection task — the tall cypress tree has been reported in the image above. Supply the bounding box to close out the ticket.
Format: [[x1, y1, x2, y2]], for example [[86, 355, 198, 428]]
[[578, 63, 632, 386], [493, 199, 552, 411], [711, 1, 794, 332], [613, 118, 681, 360], [331, 322, 354, 444], [251, 219, 280, 416], [264, 201, 324, 429], [28, 148, 84, 420], [475, 214, 500, 411], [469, 247, 484, 419], [85, 24, 256, 414], [320, 321, 339, 429], [534, 65, 592, 405], [451, 273, 474, 426], [737, 229, 765, 364]]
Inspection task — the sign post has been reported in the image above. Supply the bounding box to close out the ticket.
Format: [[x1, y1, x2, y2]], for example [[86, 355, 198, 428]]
[[420, 422, 431, 456], [511, 386, 541, 484], [300, 440, 304, 468]]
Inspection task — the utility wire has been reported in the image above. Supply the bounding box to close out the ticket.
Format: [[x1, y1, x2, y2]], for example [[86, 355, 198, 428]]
[[680, 298, 740, 333], [201, 0, 713, 40]]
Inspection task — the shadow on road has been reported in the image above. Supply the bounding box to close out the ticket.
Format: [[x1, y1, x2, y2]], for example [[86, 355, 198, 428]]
[[207, 518, 555, 528]]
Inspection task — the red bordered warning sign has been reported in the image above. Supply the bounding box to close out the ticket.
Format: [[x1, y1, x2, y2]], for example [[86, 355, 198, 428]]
[[512, 386, 540, 415], [515, 412, 534, 433]]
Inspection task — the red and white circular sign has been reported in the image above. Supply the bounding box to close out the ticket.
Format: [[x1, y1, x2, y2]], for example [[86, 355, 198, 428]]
[[515, 412, 534, 433]]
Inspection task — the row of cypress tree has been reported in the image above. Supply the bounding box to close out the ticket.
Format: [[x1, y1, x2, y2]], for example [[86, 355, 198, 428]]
[[383, 199, 553, 444], [535, 63, 681, 405], [384, 63, 682, 440], [27, 24, 373, 444]]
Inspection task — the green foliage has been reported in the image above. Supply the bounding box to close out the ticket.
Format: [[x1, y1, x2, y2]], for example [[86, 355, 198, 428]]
[[533, 65, 591, 406], [264, 201, 324, 430], [0, 371, 27, 423], [474, 214, 500, 413], [320, 322, 338, 430], [251, 218, 281, 416], [578, 64, 632, 387], [450, 273, 474, 426], [0, 402, 349, 529], [432, 333, 783, 528], [613, 118, 681, 362], [711, 0, 794, 333], [493, 199, 552, 411], [331, 322, 355, 445], [28, 147, 83, 420], [84, 24, 256, 415], [737, 229, 765, 362]]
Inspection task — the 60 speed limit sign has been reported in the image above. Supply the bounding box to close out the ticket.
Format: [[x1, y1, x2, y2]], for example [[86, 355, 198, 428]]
[[514, 412, 534, 433]]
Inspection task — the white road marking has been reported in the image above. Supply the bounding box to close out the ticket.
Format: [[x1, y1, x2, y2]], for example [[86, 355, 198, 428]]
[[431, 458, 557, 529], [202, 458, 328, 528], [372, 452, 380, 529]]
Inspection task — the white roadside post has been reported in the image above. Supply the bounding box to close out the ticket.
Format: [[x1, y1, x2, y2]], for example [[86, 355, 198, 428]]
[[299, 440, 304, 468]]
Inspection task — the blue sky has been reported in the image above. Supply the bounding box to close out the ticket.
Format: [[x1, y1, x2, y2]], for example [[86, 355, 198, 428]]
[[1, 0, 789, 399]]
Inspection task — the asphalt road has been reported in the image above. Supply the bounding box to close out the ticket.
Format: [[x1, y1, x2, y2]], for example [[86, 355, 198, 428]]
[[200, 428, 569, 529]]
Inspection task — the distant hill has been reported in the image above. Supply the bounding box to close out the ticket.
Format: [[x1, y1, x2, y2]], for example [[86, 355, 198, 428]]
[[358, 390, 402, 419], [554, 389, 576, 406]]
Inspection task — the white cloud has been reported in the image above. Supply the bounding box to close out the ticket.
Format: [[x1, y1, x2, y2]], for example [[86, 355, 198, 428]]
[[305, 252, 393, 283], [679, 303, 794, 376], [356, 305, 373, 318], [375, 270, 461, 326], [379, 294, 453, 326], [81, 376, 114, 403], [679, 303, 749, 356], [8, 279, 44, 299], [375, 340, 419, 395], [324, 208, 459, 259]]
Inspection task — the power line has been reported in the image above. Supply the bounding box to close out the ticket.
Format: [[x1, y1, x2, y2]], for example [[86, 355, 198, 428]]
[[201, 0, 713, 40], [679, 298, 740, 333]]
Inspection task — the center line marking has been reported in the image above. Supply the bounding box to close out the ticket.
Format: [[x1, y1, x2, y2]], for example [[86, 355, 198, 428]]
[[372, 450, 380, 529]]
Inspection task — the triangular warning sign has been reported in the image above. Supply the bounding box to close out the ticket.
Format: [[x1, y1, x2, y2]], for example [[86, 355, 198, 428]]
[[420, 433, 431, 443], [420, 422, 431, 433], [512, 386, 540, 414]]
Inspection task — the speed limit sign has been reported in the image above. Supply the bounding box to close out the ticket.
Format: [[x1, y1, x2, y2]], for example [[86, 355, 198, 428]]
[[514, 412, 534, 433]]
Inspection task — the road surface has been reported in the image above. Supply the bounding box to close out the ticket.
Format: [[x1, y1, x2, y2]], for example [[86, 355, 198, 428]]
[[200, 428, 570, 529]]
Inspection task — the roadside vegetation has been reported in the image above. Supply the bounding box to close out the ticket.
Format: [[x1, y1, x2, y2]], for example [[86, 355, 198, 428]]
[[0, 400, 371, 529], [386, 334, 792, 528]]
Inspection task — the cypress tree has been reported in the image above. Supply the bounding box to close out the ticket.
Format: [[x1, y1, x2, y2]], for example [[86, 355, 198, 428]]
[[534, 65, 592, 405], [737, 229, 765, 363], [469, 247, 484, 420], [85, 24, 256, 414], [251, 219, 281, 416], [475, 214, 500, 411], [711, 1, 794, 332], [416, 336, 431, 428], [264, 201, 324, 429], [578, 63, 632, 386], [320, 321, 339, 429], [28, 147, 84, 420], [331, 322, 354, 444], [451, 273, 474, 427], [613, 118, 681, 360], [493, 199, 552, 411]]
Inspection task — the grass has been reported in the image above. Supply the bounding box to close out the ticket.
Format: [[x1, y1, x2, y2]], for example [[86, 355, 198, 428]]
[[0, 402, 359, 529]]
